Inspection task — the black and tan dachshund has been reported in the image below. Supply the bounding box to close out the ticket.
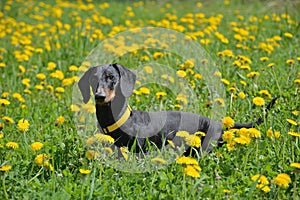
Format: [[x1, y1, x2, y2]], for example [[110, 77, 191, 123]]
[[78, 63, 276, 154]]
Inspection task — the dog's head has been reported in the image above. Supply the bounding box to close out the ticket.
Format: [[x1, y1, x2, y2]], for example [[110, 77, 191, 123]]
[[78, 63, 136, 104]]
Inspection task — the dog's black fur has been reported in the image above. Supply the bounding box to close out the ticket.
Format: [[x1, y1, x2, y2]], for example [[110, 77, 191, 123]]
[[78, 63, 276, 154]]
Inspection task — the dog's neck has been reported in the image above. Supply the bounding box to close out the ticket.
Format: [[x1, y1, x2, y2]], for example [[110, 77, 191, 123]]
[[95, 94, 128, 129]]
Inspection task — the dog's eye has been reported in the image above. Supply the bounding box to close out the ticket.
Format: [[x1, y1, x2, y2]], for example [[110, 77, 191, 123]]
[[106, 74, 114, 80]]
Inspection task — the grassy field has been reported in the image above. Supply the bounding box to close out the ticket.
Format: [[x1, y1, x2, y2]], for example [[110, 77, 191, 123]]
[[0, 0, 300, 199]]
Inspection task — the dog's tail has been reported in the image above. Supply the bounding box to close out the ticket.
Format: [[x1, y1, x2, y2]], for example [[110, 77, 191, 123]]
[[233, 97, 278, 129]]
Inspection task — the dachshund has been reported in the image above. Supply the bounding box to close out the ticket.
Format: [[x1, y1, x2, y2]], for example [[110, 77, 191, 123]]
[[78, 63, 277, 155]]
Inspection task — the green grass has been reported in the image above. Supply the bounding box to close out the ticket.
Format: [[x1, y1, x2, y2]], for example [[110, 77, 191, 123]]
[[0, 0, 300, 199]]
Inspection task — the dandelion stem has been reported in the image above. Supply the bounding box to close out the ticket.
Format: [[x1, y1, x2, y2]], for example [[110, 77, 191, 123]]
[[293, 173, 298, 200], [2, 174, 8, 200], [28, 167, 44, 183], [88, 168, 96, 200], [269, 70, 282, 97]]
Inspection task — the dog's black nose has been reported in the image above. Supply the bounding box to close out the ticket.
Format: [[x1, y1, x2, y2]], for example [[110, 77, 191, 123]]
[[95, 94, 106, 101]]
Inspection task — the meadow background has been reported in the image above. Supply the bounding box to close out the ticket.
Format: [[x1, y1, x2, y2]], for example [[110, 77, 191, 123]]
[[0, 0, 300, 199]]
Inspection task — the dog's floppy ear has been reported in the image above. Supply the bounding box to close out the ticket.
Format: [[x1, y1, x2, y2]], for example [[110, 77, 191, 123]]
[[78, 67, 95, 103], [112, 63, 136, 97]]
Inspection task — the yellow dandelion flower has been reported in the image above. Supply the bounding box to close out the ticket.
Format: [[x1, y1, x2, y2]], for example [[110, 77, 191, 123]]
[[259, 90, 272, 98], [85, 150, 100, 160], [214, 71, 222, 77], [0, 132, 3, 138], [294, 79, 300, 84], [82, 104, 96, 113], [260, 185, 271, 192], [35, 85, 44, 90], [228, 87, 236, 93], [222, 130, 235, 143], [6, 142, 19, 149], [214, 98, 225, 107], [234, 136, 251, 145], [238, 92, 246, 99], [223, 189, 231, 193], [94, 133, 115, 144], [194, 73, 202, 79], [286, 59, 295, 65], [274, 173, 291, 188], [266, 129, 273, 138], [70, 104, 80, 112], [284, 32, 293, 38], [176, 93, 188, 104], [103, 147, 113, 156], [62, 78, 74, 86], [34, 154, 51, 166], [247, 71, 259, 78], [79, 168, 91, 175], [176, 70, 187, 78], [17, 118, 30, 131], [50, 70, 64, 80], [221, 78, 230, 85], [155, 92, 167, 99], [151, 157, 166, 164], [24, 89, 31, 94], [12, 93, 25, 103], [143, 65, 153, 74], [260, 57, 269, 62], [240, 64, 251, 70], [290, 163, 300, 169], [185, 135, 201, 148], [176, 156, 198, 165], [183, 165, 200, 178], [248, 128, 261, 138], [196, 2, 202, 7], [2, 116, 14, 124], [21, 78, 30, 87], [0, 62, 6, 68], [139, 87, 150, 94], [222, 117, 235, 129], [184, 59, 194, 68], [251, 174, 269, 185], [36, 73, 46, 80], [0, 98, 10, 106], [30, 142, 44, 151], [55, 116, 65, 125], [47, 62, 56, 70], [1, 92, 10, 98], [0, 165, 12, 171], [85, 137, 96, 146], [240, 80, 247, 86], [267, 63, 275, 67], [227, 142, 236, 151], [174, 104, 182, 109], [274, 131, 280, 138], [69, 65, 78, 71], [288, 131, 300, 137], [141, 56, 150, 61], [215, 152, 222, 158], [153, 52, 164, 59], [286, 119, 297, 126], [253, 97, 265, 106], [238, 128, 250, 137], [176, 131, 190, 138], [19, 65, 26, 73]]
